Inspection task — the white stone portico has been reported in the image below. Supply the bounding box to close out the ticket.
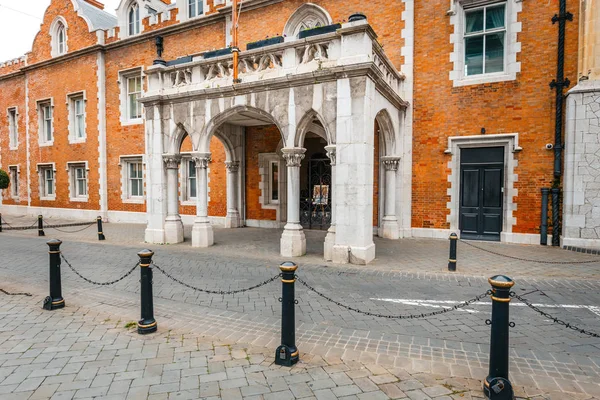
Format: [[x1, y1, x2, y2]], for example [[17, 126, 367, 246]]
[[140, 19, 408, 264]]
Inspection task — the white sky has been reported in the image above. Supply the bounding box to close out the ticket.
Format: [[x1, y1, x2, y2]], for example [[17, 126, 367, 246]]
[[0, 0, 121, 61]]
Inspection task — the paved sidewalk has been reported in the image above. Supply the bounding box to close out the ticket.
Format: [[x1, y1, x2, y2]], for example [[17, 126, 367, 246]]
[[0, 292, 593, 400]]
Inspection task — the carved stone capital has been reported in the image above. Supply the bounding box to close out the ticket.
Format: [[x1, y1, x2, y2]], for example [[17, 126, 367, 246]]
[[225, 161, 240, 173], [163, 154, 182, 169], [191, 153, 212, 169], [381, 156, 401, 172], [281, 147, 306, 168], [324, 145, 336, 165]]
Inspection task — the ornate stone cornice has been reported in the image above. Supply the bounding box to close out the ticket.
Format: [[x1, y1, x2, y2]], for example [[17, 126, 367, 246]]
[[281, 148, 306, 168], [324, 145, 336, 166], [381, 156, 401, 171], [163, 154, 182, 169], [191, 153, 212, 169], [225, 161, 240, 173]]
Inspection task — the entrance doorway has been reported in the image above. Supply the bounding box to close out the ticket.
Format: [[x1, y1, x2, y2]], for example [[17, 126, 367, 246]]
[[300, 153, 332, 230], [459, 147, 504, 241]]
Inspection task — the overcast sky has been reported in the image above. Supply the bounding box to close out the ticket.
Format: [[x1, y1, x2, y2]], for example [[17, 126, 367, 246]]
[[0, 0, 121, 61]]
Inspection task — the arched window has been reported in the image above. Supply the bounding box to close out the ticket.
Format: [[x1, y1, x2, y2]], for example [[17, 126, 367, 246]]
[[57, 23, 66, 55], [283, 4, 332, 38], [128, 3, 140, 36]]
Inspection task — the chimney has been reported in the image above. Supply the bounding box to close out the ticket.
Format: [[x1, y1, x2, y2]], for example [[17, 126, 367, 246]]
[[84, 0, 105, 9]]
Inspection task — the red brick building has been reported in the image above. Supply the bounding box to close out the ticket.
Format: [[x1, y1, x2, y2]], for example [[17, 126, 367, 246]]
[[0, 0, 579, 263]]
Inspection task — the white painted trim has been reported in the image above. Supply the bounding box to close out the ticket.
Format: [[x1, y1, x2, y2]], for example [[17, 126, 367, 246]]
[[118, 67, 144, 126], [119, 155, 145, 203], [445, 134, 521, 238], [6, 106, 19, 150], [66, 90, 87, 144], [66, 161, 90, 202], [36, 163, 57, 201], [36, 98, 55, 146], [50, 16, 69, 58], [97, 51, 108, 216], [25, 75, 31, 207], [8, 165, 20, 201]]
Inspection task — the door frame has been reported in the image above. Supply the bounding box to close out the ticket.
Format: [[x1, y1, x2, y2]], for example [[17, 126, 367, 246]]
[[445, 134, 522, 241]]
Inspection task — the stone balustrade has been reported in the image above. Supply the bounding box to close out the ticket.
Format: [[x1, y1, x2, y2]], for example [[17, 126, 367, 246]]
[[144, 20, 405, 99]]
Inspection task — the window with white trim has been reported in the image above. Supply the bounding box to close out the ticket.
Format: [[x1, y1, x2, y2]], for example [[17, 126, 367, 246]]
[[8, 108, 17, 149], [38, 165, 56, 200], [38, 100, 53, 144], [57, 23, 66, 55], [9, 166, 18, 199], [128, 161, 144, 198], [68, 93, 86, 142], [128, 3, 140, 36], [188, 0, 203, 18], [68, 163, 88, 200], [269, 160, 279, 203], [464, 3, 506, 76], [119, 69, 144, 125], [187, 159, 197, 200]]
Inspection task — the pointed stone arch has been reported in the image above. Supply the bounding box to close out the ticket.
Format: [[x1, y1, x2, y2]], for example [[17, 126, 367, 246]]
[[294, 109, 333, 147], [375, 108, 397, 156], [283, 3, 333, 38]]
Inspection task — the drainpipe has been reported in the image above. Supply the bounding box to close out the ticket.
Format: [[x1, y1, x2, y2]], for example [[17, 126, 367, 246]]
[[549, 0, 572, 246]]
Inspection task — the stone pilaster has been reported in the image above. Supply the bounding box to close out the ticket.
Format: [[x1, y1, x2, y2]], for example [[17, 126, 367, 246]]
[[191, 153, 214, 248], [381, 156, 401, 240], [225, 161, 241, 228], [163, 154, 184, 244], [324, 145, 336, 261]]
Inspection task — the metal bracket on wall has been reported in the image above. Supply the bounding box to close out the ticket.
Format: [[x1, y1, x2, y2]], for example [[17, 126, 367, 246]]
[[552, 12, 573, 24]]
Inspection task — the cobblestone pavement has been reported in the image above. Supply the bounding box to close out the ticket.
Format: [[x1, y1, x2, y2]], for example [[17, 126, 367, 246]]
[[1, 217, 600, 397], [0, 292, 594, 400]]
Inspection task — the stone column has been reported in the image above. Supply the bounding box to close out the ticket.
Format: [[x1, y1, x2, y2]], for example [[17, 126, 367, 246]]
[[192, 153, 214, 248], [280, 148, 306, 257], [224, 161, 241, 228], [324, 145, 336, 261], [381, 156, 401, 239], [163, 154, 184, 244]]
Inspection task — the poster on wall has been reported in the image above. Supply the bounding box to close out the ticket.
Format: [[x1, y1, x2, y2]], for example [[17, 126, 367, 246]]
[[312, 185, 329, 205]]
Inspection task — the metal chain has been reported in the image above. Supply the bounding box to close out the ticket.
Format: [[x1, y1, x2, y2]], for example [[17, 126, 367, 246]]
[[0, 288, 32, 296], [297, 277, 492, 319], [152, 262, 281, 295], [49, 223, 95, 233], [61, 254, 139, 286], [44, 221, 96, 229], [2, 219, 39, 231], [510, 292, 600, 338], [459, 239, 600, 264]]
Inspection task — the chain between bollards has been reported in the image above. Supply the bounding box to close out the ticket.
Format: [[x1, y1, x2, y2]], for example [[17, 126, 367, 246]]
[[97, 216, 106, 241], [275, 262, 299, 367], [137, 250, 157, 335], [43, 239, 64, 310], [38, 215, 45, 237], [448, 233, 457, 272], [484, 275, 515, 400]]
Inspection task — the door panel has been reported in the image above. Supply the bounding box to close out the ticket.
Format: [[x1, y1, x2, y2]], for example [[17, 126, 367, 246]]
[[460, 147, 504, 241]]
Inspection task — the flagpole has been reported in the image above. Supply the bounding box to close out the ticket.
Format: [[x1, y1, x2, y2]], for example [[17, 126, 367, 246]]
[[232, 0, 240, 84]]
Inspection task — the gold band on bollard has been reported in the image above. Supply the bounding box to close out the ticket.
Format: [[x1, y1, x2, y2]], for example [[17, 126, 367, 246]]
[[484, 380, 490, 388], [48, 251, 61, 254], [488, 277, 515, 288], [491, 296, 511, 303], [140, 263, 151, 268], [281, 279, 296, 283], [51, 299, 64, 305], [138, 321, 157, 329], [280, 265, 298, 272], [291, 350, 299, 357], [98, 232, 103, 235], [448, 259, 456, 262]]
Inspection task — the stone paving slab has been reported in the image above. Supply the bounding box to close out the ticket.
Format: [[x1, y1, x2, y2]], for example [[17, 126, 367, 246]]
[[0, 292, 597, 400]]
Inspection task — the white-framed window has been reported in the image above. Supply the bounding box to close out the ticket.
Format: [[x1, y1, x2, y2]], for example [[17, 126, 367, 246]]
[[7, 107, 18, 149], [128, 161, 144, 198], [188, 0, 203, 18], [68, 93, 86, 143], [38, 100, 54, 145], [188, 159, 197, 199], [179, 156, 198, 204], [67, 162, 88, 201], [57, 23, 66, 55], [269, 160, 279, 204], [37, 164, 56, 200], [449, 0, 521, 87], [8, 166, 18, 199], [128, 3, 140, 36], [119, 68, 144, 125], [464, 3, 506, 76]]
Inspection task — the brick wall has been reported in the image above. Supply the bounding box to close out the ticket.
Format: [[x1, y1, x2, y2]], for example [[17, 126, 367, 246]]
[[412, 0, 579, 234]]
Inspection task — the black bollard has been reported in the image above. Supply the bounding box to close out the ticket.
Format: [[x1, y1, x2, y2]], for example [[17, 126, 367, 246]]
[[540, 188, 549, 246], [0, 213, 3, 233], [38, 215, 45, 237], [43, 239, 65, 310], [448, 233, 458, 271], [551, 188, 560, 246], [97, 216, 106, 241], [137, 249, 157, 335], [484, 275, 515, 400], [275, 262, 299, 367]]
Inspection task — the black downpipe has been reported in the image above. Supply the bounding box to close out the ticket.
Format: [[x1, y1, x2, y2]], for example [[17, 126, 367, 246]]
[[549, 0, 572, 246]]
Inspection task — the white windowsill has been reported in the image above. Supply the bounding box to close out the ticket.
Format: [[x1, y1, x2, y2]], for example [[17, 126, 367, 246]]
[[8, 146, 18, 151], [39, 141, 54, 147], [124, 198, 145, 204], [70, 197, 89, 203], [121, 118, 143, 126], [69, 138, 87, 145], [181, 200, 197, 206], [453, 72, 516, 87], [40, 196, 56, 201]]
